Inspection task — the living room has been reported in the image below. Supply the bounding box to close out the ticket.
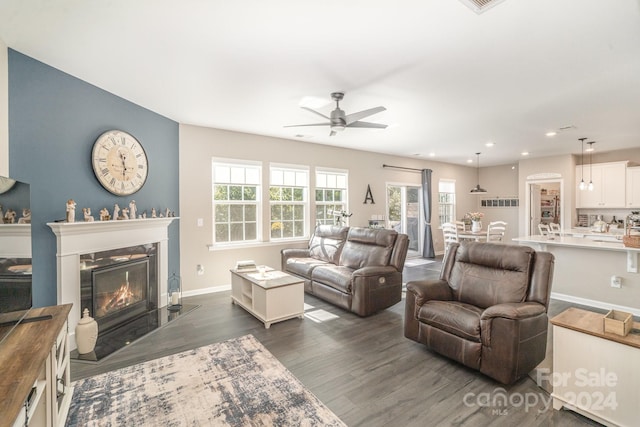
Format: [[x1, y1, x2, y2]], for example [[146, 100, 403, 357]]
[[2, 1, 640, 426]]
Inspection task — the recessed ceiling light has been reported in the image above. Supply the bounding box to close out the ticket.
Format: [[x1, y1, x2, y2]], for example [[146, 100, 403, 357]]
[[545, 131, 557, 137], [521, 151, 530, 156], [511, 165, 516, 170], [485, 142, 495, 147], [428, 152, 435, 157], [467, 159, 474, 163]]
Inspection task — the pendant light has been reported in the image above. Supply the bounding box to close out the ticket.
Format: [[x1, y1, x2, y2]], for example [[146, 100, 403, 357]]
[[578, 138, 587, 190], [587, 141, 595, 191], [470, 152, 487, 194]]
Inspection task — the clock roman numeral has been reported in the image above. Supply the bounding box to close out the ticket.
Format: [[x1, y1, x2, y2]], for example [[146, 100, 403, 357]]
[[138, 164, 145, 169], [109, 137, 116, 145], [136, 153, 142, 158], [101, 168, 109, 176], [110, 178, 116, 186], [136, 173, 143, 179]]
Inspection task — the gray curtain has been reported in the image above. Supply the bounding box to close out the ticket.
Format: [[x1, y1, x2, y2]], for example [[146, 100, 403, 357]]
[[421, 169, 435, 258]]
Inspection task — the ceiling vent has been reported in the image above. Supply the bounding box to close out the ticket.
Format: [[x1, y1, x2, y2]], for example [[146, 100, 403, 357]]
[[458, 0, 508, 14]]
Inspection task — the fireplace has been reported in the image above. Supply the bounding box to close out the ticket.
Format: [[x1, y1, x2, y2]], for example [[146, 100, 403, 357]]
[[80, 245, 157, 333], [48, 217, 177, 351], [92, 258, 149, 331]]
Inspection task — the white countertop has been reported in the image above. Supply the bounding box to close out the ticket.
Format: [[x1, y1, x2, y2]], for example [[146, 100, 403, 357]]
[[563, 227, 624, 237], [512, 235, 640, 253]]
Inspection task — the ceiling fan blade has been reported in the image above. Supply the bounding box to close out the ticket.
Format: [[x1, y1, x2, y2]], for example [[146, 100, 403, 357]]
[[346, 121, 388, 129], [301, 106, 331, 120], [284, 122, 331, 128], [345, 106, 386, 125]]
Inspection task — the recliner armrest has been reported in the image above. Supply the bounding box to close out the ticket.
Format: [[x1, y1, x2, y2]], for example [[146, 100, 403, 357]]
[[352, 265, 398, 277], [406, 280, 453, 306], [480, 302, 546, 321], [280, 248, 311, 271]]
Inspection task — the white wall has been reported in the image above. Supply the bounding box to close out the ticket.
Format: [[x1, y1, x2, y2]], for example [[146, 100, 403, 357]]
[[178, 124, 482, 292], [0, 39, 8, 176]]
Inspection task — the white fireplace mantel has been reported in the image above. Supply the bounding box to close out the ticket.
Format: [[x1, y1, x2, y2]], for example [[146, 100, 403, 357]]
[[48, 217, 178, 349]]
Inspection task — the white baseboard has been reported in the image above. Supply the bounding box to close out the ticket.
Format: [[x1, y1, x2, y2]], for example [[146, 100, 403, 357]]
[[182, 285, 231, 298], [550, 292, 640, 317]]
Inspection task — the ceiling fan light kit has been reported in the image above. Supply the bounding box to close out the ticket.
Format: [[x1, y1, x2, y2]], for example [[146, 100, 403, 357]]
[[470, 152, 487, 194], [285, 92, 387, 137]]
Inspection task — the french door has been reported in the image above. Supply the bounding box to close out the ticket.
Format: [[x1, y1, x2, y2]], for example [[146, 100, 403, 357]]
[[387, 184, 422, 257]]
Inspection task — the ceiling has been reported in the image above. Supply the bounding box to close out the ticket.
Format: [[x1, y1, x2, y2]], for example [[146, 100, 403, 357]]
[[1, 0, 639, 167]]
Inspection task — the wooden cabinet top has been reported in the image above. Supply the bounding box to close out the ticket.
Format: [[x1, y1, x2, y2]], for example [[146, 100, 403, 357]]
[[550, 307, 640, 349], [0, 304, 72, 427]]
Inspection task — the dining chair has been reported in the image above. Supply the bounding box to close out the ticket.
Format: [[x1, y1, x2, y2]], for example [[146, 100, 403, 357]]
[[549, 222, 561, 235], [441, 222, 459, 254], [486, 221, 507, 242], [455, 220, 467, 232], [538, 223, 550, 236]]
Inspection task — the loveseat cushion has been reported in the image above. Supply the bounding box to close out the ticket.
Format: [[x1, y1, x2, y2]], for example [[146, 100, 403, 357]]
[[308, 225, 349, 264], [418, 300, 483, 342], [312, 265, 354, 293], [285, 257, 330, 279], [448, 243, 533, 309], [339, 227, 397, 269]]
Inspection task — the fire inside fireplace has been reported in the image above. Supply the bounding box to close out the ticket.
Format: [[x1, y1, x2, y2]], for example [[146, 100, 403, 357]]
[[91, 258, 149, 332]]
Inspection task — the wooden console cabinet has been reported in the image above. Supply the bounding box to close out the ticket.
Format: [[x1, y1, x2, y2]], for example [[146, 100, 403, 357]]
[[0, 304, 73, 427], [550, 308, 640, 427]]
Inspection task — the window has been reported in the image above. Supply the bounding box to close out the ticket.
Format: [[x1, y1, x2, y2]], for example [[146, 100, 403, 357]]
[[212, 159, 261, 244], [269, 165, 309, 239], [438, 179, 456, 224], [315, 169, 348, 225]]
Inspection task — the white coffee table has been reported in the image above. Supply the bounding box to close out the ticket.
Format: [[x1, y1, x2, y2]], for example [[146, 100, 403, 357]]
[[230, 266, 304, 329]]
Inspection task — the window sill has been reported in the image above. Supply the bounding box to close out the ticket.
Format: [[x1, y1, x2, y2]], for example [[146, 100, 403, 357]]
[[208, 238, 309, 251]]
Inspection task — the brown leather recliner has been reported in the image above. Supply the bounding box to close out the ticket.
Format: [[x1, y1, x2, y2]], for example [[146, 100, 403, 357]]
[[282, 225, 409, 316], [404, 241, 554, 384]]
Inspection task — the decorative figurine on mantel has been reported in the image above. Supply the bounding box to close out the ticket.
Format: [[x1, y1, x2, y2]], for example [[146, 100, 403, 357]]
[[112, 203, 120, 221], [129, 200, 137, 220], [66, 199, 76, 223], [18, 208, 31, 224], [141, 210, 147, 219], [82, 207, 94, 222], [151, 207, 157, 218], [120, 207, 129, 220], [4, 208, 16, 224], [99, 208, 110, 221]]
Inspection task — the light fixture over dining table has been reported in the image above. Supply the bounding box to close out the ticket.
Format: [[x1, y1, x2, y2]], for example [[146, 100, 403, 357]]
[[470, 152, 487, 194]]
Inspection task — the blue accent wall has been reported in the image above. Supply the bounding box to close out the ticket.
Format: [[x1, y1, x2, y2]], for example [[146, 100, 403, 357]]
[[8, 50, 180, 307]]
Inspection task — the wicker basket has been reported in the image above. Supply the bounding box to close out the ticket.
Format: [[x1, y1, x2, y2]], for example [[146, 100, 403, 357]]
[[623, 233, 640, 248]]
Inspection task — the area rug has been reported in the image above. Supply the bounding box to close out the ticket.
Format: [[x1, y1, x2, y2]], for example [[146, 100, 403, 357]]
[[66, 335, 346, 426]]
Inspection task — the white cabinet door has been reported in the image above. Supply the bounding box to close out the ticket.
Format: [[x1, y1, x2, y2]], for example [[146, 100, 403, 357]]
[[576, 162, 626, 208], [601, 162, 626, 207], [627, 166, 640, 208]]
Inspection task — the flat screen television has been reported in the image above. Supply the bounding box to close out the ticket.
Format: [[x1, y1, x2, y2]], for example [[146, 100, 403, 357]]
[[0, 176, 32, 344]]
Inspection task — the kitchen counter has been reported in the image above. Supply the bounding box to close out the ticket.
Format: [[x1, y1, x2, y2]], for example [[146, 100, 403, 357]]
[[513, 235, 640, 315], [512, 234, 635, 252]]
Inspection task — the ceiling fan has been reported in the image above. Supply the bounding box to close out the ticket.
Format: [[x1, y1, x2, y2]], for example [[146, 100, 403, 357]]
[[285, 92, 387, 136]]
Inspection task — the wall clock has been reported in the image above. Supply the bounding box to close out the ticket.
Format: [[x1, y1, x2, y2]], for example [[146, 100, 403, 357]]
[[91, 130, 148, 196], [0, 176, 17, 194]]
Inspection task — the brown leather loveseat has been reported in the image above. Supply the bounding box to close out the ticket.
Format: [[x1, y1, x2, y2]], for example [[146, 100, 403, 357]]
[[281, 225, 409, 316], [404, 241, 554, 384]]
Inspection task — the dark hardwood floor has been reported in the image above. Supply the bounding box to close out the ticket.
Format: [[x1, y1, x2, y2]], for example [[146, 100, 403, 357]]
[[70, 259, 598, 426]]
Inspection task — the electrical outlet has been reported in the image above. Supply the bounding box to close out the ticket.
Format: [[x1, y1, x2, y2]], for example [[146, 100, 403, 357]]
[[197, 264, 204, 275], [610, 275, 622, 288], [197, 218, 203, 227]]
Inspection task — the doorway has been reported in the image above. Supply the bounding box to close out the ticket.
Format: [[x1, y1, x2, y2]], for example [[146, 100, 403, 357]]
[[526, 179, 563, 235], [387, 184, 422, 258]]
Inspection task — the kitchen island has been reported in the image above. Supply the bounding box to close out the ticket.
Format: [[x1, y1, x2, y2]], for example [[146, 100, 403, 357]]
[[513, 234, 640, 315]]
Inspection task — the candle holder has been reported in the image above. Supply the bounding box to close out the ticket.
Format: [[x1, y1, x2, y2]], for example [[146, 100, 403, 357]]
[[168, 272, 182, 312]]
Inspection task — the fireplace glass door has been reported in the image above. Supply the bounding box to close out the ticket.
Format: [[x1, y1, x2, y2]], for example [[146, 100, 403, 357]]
[[92, 258, 149, 332]]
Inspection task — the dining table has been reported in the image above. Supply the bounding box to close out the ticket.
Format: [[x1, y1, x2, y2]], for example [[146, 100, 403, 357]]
[[458, 230, 487, 241]]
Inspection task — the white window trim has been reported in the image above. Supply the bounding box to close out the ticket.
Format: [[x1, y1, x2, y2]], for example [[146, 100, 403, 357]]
[[269, 163, 310, 240]]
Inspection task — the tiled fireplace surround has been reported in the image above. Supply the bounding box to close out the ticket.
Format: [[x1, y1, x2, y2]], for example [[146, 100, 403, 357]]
[[48, 217, 177, 350]]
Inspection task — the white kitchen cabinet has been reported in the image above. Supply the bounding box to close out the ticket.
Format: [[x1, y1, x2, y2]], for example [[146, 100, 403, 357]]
[[576, 161, 627, 208], [626, 166, 640, 208]]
